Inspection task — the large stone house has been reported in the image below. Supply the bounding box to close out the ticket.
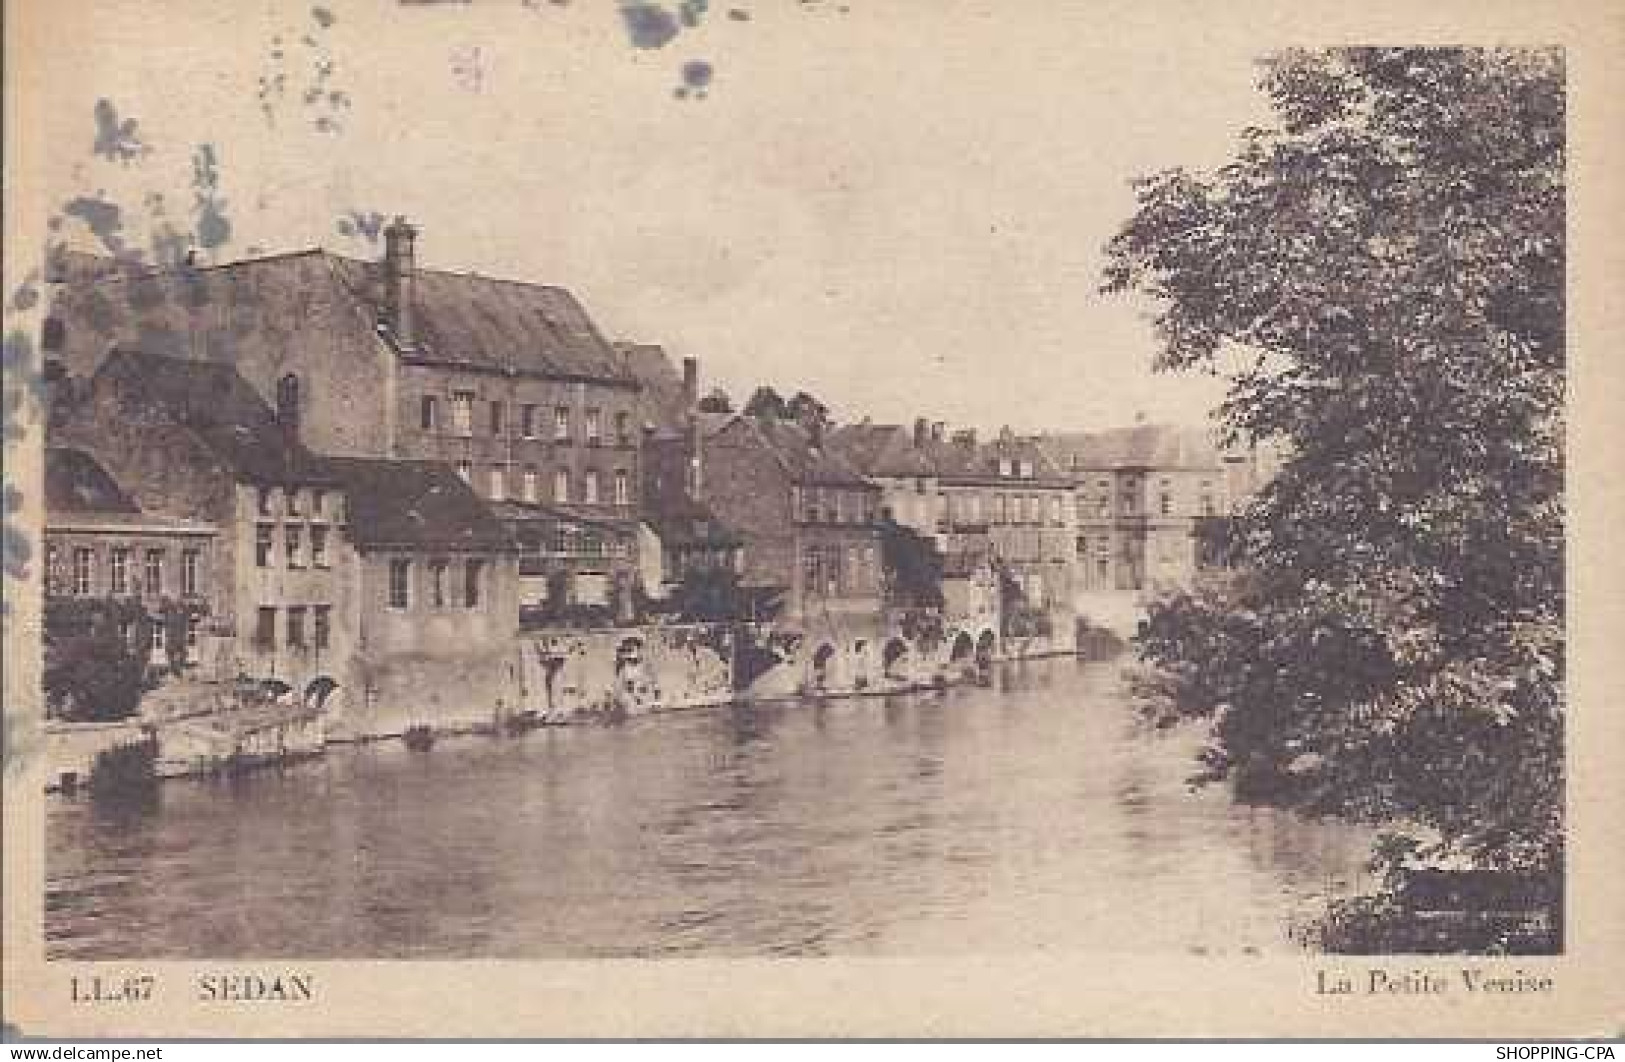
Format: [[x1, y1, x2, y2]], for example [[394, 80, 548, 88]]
[[1042, 422, 1237, 592], [43, 446, 221, 680], [48, 349, 520, 734], [50, 349, 358, 712], [696, 414, 882, 620], [45, 219, 641, 614]]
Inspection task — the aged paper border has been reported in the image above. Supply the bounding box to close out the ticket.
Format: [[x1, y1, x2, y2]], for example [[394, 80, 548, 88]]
[[4, 0, 1622, 1040]]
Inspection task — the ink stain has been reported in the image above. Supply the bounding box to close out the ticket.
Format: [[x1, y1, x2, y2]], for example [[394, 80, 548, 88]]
[[91, 99, 148, 164], [191, 145, 232, 252], [620, 2, 679, 49], [678, 0, 708, 28], [1, 483, 30, 582], [675, 59, 712, 99], [337, 210, 387, 246], [312, 5, 336, 28], [62, 196, 127, 256], [727, 7, 750, 19]]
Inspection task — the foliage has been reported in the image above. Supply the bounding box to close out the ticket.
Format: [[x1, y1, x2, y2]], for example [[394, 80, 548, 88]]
[[786, 390, 833, 433], [89, 737, 159, 803], [742, 385, 788, 421], [665, 565, 784, 624], [697, 386, 733, 415], [43, 596, 158, 721], [1105, 49, 1565, 876], [878, 516, 945, 609]]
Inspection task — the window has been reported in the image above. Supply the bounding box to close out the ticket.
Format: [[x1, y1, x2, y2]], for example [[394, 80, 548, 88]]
[[255, 606, 277, 649], [585, 408, 601, 443], [186, 616, 200, 662], [421, 395, 438, 431], [287, 606, 307, 648], [110, 548, 129, 595], [388, 558, 411, 609], [457, 460, 472, 484], [998, 458, 1013, 478], [489, 400, 505, 437], [554, 405, 570, 441], [554, 468, 570, 503], [256, 523, 274, 567], [287, 488, 302, 516], [613, 468, 630, 506], [430, 560, 448, 608], [276, 374, 300, 428], [521, 404, 538, 439], [257, 486, 272, 515], [313, 605, 331, 651], [72, 548, 94, 595], [312, 489, 326, 518], [523, 465, 539, 504], [182, 549, 201, 596], [45, 544, 62, 595], [1050, 495, 1064, 524], [1159, 492, 1173, 516], [614, 410, 630, 444], [144, 550, 164, 596], [150, 621, 164, 654], [452, 391, 475, 436], [583, 469, 600, 504], [464, 559, 483, 608], [310, 525, 329, 568], [489, 465, 506, 502], [285, 524, 304, 568]]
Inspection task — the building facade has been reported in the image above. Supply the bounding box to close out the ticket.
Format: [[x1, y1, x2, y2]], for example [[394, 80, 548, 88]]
[[45, 219, 641, 612], [1044, 423, 1234, 593], [698, 415, 883, 620]]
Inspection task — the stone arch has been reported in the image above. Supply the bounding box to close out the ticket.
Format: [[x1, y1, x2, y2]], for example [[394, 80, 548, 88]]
[[949, 630, 975, 663], [810, 642, 837, 690], [614, 635, 645, 673], [303, 675, 338, 711], [882, 636, 909, 679], [975, 629, 997, 667]]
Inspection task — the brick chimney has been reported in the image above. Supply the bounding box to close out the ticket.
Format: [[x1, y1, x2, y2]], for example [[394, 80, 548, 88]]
[[913, 417, 930, 448], [682, 356, 703, 496], [931, 421, 945, 444], [382, 216, 417, 349]]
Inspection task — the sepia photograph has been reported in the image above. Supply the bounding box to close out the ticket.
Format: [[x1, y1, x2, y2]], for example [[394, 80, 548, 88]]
[[1, 0, 1621, 1041]]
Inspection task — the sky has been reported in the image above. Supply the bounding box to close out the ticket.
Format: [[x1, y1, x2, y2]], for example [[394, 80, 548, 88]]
[[34, 0, 1282, 434]]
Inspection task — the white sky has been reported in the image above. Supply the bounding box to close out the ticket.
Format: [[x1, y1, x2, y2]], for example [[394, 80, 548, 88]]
[[38, 0, 1279, 434]]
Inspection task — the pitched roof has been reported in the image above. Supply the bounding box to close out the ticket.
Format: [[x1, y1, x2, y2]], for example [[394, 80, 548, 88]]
[[828, 423, 937, 479], [45, 447, 140, 514], [1041, 423, 1225, 473], [316, 457, 514, 551], [93, 348, 339, 486], [712, 415, 874, 488], [52, 246, 635, 386], [331, 258, 635, 385], [614, 342, 688, 433]]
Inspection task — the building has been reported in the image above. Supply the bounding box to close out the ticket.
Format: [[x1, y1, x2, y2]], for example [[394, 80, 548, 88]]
[[315, 457, 521, 737], [619, 346, 745, 598], [43, 447, 221, 679], [1042, 422, 1236, 592], [50, 349, 357, 710], [45, 219, 642, 612], [696, 414, 883, 620]]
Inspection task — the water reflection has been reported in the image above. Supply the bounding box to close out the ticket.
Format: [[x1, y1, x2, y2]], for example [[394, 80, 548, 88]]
[[47, 657, 1372, 959]]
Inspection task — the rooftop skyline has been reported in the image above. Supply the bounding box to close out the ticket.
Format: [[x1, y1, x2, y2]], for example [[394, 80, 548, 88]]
[[34, 1, 1286, 434]]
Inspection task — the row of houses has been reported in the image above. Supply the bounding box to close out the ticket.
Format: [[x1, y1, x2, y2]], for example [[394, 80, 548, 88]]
[[39, 219, 1271, 734]]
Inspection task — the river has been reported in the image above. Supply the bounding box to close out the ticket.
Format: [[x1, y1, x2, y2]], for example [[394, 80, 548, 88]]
[[46, 656, 1374, 958]]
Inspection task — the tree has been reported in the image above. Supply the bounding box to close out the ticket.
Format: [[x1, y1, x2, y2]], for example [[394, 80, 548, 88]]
[[877, 515, 945, 609], [786, 390, 833, 433], [697, 386, 733, 415], [43, 597, 156, 721], [1104, 49, 1564, 877], [667, 565, 784, 624], [742, 385, 788, 421]]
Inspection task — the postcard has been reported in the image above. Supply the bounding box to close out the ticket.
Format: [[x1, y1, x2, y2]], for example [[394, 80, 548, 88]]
[[3, 0, 1622, 1041]]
